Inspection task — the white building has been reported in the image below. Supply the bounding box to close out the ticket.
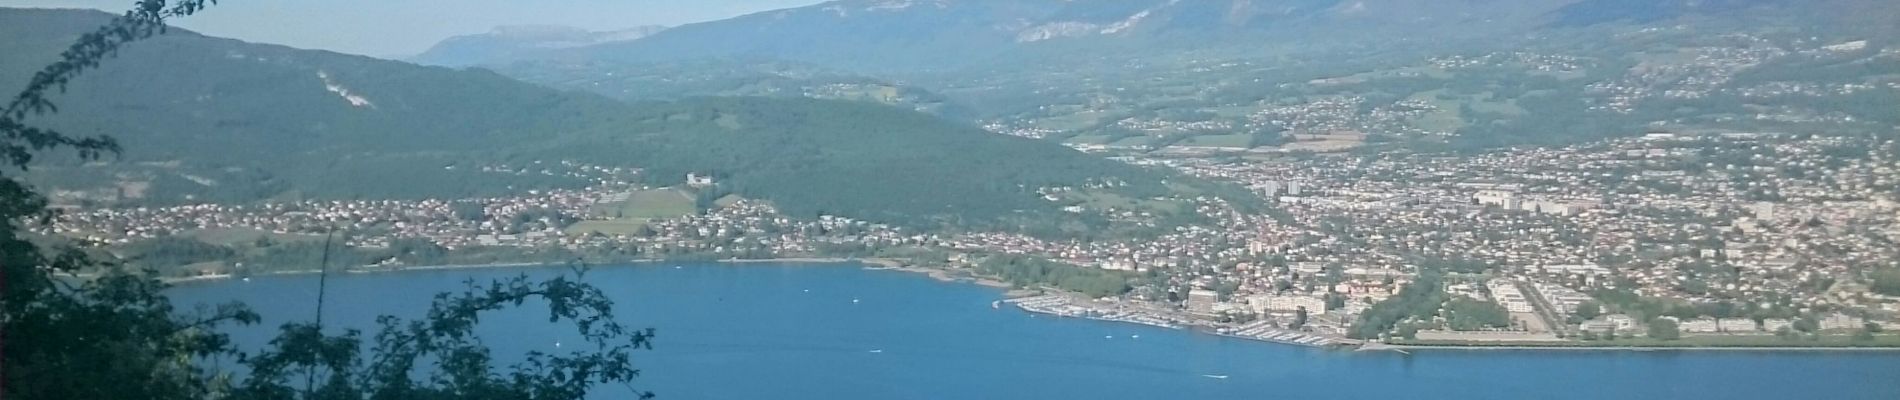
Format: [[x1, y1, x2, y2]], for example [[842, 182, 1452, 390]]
[[1532, 282, 1592, 315], [1476, 189, 1520, 208], [1761, 319, 1793, 332], [1541, 264, 1610, 276], [1718, 318, 1758, 333], [1680, 318, 1722, 333], [1486, 279, 1534, 313], [1187, 289, 1220, 314], [1819, 313, 1864, 331], [1605, 314, 1637, 331], [1247, 294, 1327, 314], [1290, 262, 1326, 275], [1581, 320, 1618, 333], [1099, 259, 1137, 271], [686, 173, 716, 188]]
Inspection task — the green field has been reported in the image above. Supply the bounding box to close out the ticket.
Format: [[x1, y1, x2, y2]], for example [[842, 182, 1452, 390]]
[[1174, 134, 1255, 148], [1316, 66, 1453, 85], [1061, 135, 1118, 145], [1406, 89, 1527, 134], [712, 194, 746, 208], [595, 188, 696, 219], [1208, 105, 1258, 118], [570, 188, 698, 236], [565, 220, 652, 236], [1466, 91, 1526, 115], [714, 113, 744, 130], [1064, 190, 1186, 214], [1031, 108, 1117, 131], [1406, 89, 1470, 133], [1528, 69, 1589, 81], [184, 228, 323, 246], [1106, 135, 1160, 148]]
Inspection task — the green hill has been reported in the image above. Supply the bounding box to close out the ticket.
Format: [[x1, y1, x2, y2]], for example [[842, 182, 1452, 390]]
[[2, 8, 1224, 231], [489, 59, 977, 120]]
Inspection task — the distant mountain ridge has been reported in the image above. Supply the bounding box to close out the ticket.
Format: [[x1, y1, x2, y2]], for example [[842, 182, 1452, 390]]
[[559, 0, 1585, 72], [410, 24, 666, 67], [539, 0, 1894, 74]]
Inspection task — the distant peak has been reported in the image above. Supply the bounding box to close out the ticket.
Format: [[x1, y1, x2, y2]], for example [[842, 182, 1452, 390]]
[[486, 24, 590, 37], [412, 24, 668, 67]]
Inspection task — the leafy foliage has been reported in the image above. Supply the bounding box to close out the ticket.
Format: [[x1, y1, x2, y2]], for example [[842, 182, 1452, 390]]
[[124, 236, 237, 269], [1348, 270, 1447, 340], [1574, 301, 1603, 320], [1648, 318, 1682, 340], [554, 97, 1188, 230], [1443, 297, 1512, 331], [4, 3, 654, 399], [1871, 269, 1900, 296], [227, 274, 655, 400], [976, 254, 1130, 298], [3, 3, 260, 400]]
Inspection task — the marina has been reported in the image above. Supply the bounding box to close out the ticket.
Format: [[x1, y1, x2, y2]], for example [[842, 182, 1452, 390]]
[[1006, 295, 1189, 330], [1215, 321, 1353, 347], [1006, 295, 1352, 347]]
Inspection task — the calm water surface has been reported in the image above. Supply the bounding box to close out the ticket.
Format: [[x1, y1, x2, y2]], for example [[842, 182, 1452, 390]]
[[170, 263, 1900, 399]]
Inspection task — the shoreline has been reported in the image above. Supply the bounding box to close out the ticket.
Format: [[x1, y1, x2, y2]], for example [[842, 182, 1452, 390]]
[[161, 257, 890, 285], [1379, 344, 1900, 352], [158, 259, 1900, 352]]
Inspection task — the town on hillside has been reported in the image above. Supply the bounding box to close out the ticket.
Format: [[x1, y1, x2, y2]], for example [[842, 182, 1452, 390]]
[[40, 131, 1900, 348]]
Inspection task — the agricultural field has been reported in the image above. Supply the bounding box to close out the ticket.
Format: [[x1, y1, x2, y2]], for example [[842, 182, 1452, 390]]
[[1406, 89, 1471, 133], [1060, 190, 1186, 215], [593, 188, 697, 220], [1173, 133, 1255, 149], [565, 220, 653, 236], [1031, 108, 1118, 131], [185, 227, 323, 246], [568, 188, 698, 236], [1310, 66, 1452, 86], [1106, 135, 1161, 148], [1061, 134, 1119, 145]]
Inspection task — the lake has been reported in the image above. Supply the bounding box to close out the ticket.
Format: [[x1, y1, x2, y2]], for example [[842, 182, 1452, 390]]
[[169, 263, 1900, 399]]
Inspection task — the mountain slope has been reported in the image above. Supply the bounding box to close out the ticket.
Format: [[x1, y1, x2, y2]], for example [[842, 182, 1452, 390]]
[[1, 8, 1194, 229], [410, 24, 666, 67], [489, 58, 977, 120], [564, 0, 1588, 73], [559, 0, 1898, 75], [546, 97, 1174, 225], [572, 0, 1065, 72]]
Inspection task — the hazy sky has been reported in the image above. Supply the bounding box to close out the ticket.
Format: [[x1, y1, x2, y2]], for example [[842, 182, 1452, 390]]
[[0, 0, 827, 57]]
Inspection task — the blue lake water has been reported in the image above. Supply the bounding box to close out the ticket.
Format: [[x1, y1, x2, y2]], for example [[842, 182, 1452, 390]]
[[169, 263, 1900, 399]]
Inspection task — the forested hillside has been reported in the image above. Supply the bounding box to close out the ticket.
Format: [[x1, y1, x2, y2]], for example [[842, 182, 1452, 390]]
[[1, 8, 1212, 230], [491, 59, 977, 120], [548, 96, 1187, 228]]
